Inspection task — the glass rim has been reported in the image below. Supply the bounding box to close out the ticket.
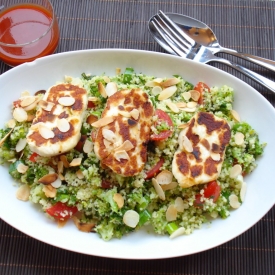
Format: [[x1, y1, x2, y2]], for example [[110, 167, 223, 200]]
[[0, 0, 56, 47]]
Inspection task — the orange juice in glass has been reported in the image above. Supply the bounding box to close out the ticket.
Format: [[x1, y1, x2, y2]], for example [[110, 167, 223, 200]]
[[0, 0, 59, 66]]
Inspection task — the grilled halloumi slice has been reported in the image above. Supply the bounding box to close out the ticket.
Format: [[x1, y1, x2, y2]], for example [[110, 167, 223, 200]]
[[93, 88, 154, 176], [27, 83, 88, 157], [172, 112, 231, 188]]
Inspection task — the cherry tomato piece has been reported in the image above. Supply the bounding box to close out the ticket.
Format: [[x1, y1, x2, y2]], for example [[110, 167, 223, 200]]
[[87, 101, 96, 108], [145, 158, 165, 179], [29, 152, 38, 162], [13, 100, 21, 108], [203, 180, 221, 202], [75, 135, 87, 152], [46, 202, 78, 221], [101, 180, 113, 189], [150, 109, 173, 141], [194, 82, 210, 105]]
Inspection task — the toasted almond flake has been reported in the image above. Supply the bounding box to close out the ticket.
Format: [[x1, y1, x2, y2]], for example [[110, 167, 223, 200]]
[[170, 227, 185, 239], [113, 193, 124, 208], [57, 220, 68, 228], [59, 174, 65, 181], [158, 85, 177, 100], [114, 150, 129, 161], [175, 102, 187, 108], [231, 109, 241, 122], [21, 90, 30, 97], [179, 107, 197, 113], [27, 114, 35, 122], [86, 114, 98, 125], [166, 205, 177, 221], [57, 161, 64, 174], [13, 107, 28, 122], [161, 181, 178, 191], [51, 177, 62, 188], [161, 78, 181, 88], [152, 178, 165, 200], [38, 173, 58, 185], [0, 128, 14, 147], [105, 82, 117, 97], [57, 118, 70, 132], [190, 90, 201, 101], [98, 82, 107, 98], [53, 104, 63, 115], [123, 210, 139, 228], [164, 99, 179, 113], [115, 140, 134, 152], [58, 96, 75, 106], [70, 157, 82, 167], [102, 128, 116, 143], [153, 78, 163, 84], [72, 216, 95, 232], [83, 139, 93, 154], [175, 197, 185, 212], [240, 181, 247, 202], [7, 158, 17, 163], [88, 96, 99, 102], [235, 132, 245, 146], [182, 91, 191, 101], [17, 163, 28, 174], [210, 152, 220, 161], [20, 96, 37, 107], [7, 119, 16, 128], [179, 134, 193, 152], [76, 169, 84, 179], [38, 124, 54, 139], [16, 138, 27, 152], [229, 164, 242, 178], [130, 109, 139, 120], [178, 123, 189, 129], [151, 86, 163, 95], [23, 98, 40, 111], [43, 185, 57, 198], [60, 155, 70, 168], [187, 101, 197, 108], [91, 116, 114, 128], [118, 110, 131, 117], [145, 80, 156, 87], [229, 194, 241, 209], [103, 76, 110, 83], [16, 184, 30, 201], [103, 139, 112, 148], [156, 170, 173, 185]]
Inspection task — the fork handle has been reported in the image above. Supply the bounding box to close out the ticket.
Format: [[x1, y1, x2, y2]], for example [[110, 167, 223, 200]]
[[220, 47, 275, 73], [214, 57, 275, 93]]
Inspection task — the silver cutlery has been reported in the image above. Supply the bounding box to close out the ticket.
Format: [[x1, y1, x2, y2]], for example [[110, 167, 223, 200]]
[[149, 10, 275, 93], [149, 11, 275, 73]]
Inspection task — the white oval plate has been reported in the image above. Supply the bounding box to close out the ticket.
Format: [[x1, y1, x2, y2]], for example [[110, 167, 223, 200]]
[[0, 49, 275, 259]]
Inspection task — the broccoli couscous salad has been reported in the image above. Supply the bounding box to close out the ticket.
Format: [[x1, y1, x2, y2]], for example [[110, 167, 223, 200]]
[[0, 68, 265, 241]]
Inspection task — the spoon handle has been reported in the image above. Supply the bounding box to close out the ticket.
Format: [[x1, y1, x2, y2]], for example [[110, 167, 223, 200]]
[[220, 47, 275, 73], [213, 57, 275, 93]]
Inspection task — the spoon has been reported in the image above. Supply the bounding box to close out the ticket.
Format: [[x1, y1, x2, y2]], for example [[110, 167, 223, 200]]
[[148, 12, 275, 73]]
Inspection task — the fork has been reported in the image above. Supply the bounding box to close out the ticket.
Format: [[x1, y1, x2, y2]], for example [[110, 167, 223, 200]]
[[150, 11, 275, 94]]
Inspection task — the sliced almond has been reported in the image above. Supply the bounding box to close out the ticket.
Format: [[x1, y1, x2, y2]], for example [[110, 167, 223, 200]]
[[118, 110, 131, 118], [231, 110, 241, 122], [235, 132, 245, 146], [161, 181, 178, 191], [16, 184, 30, 201], [38, 173, 58, 185], [229, 164, 242, 178], [88, 96, 99, 102], [20, 96, 37, 107], [57, 220, 68, 228], [98, 82, 107, 98], [57, 161, 64, 174], [123, 210, 139, 228], [240, 181, 247, 202], [156, 170, 173, 185], [43, 185, 57, 198], [91, 116, 114, 128], [13, 107, 28, 122], [166, 205, 177, 221], [17, 163, 28, 174], [175, 102, 187, 108], [190, 90, 201, 101], [161, 78, 181, 88], [57, 118, 70, 132], [229, 194, 241, 209], [115, 140, 134, 152], [186, 101, 197, 108], [58, 96, 75, 106], [72, 216, 95, 232], [113, 193, 124, 208], [178, 123, 189, 129], [130, 109, 139, 120], [27, 114, 35, 122], [38, 100, 55, 111], [103, 76, 110, 83], [164, 99, 179, 113], [53, 104, 63, 115], [182, 91, 191, 101], [83, 139, 93, 154], [59, 174, 65, 181], [7, 119, 16, 128], [0, 128, 14, 147], [76, 169, 84, 179], [51, 177, 62, 188], [170, 227, 185, 239], [114, 150, 129, 161], [102, 128, 116, 143], [60, 155, 70, 168], [15, 138, 27, 152], [158, 85, 177, 100], [21, 90, 30, 97], [105, 82, 117, 97], [151, 86, 163, 95], [70, 157, 82, 167], [38, 124, 54, 139], [180, 107, 197, 113], [103, 139, 112, 148], [86, 114, 98, 125], [174, 197, 185, 212], [210, 152, 220, 161], [179, 134, 193, 152], [152, 178, 165, 200]]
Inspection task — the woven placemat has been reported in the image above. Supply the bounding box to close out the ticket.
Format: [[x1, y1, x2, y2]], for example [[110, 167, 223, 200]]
[[0, 0, 274, 274]]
